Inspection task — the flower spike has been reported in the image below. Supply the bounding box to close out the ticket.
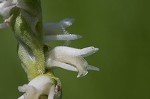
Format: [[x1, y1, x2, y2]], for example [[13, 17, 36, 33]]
[[0, 0, 99, 98]]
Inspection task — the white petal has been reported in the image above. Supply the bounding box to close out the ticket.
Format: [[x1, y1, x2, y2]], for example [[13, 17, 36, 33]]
[[18, 84, 29, 93], [18, 95, 24, 99], [43, 34, 81, 42], [18, 84, 39, 99], [43, 18, 74, 35], [77, 70, 88, 78], [0, 1, 12, 8], [48, 84, 62, 99], [46, 59, 77, 71], [49, 50, 89, 77], [0, 1, 15, 17], [0, 5, 15, 17], [49, 46, 98, 57], [87, 65, 99, 71], [28, 76, 52, 95], [18, 76, 53, 99], [48, 85, 55, 99], [80, 47, 99, 57], [59, 18, 74, 28], [49, 46, 80, 57]]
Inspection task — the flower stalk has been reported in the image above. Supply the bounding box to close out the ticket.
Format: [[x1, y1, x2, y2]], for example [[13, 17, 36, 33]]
[[0, 0, 99, 99]]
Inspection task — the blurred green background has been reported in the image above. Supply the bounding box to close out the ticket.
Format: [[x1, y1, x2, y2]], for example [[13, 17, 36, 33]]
[[0, 0, 150, 99]]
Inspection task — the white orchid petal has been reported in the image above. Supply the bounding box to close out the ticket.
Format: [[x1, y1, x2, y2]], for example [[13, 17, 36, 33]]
[[48, 85, 55, 99], [43, 18, 73, 35], [77, 70, 88, 78], [0, 5, 15, 17], [0, 1, 12, 8], [28, 76, 52, 95], [49, 50, 89, 77], [46, 59, 77, 71], [18, 84, 29, 92], [80, 47, 99, 57], [87, 65, 100, 71], [49, 46, 82, 57], [0, 0, 16, 17], [49, 46, 98, 57], [18, 95, 24, 99], [18, 84, 39, 99], [18, 76, 54, 99], [43, 34, 81, 42], [59, 18, 74, 28]]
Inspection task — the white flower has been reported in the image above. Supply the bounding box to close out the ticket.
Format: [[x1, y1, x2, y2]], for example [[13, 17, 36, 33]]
[[0, 0, 16, 17], [43, 18, 82, 43], [0, 0, 40, 30], [46, 46, 99, 78], [18, 75, 61, 99]]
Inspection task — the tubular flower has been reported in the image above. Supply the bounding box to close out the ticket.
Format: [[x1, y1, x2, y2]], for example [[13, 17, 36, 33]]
[[18, 75, 61, 99], [43, 18, 82, 43], [46, 46, 99, 78]]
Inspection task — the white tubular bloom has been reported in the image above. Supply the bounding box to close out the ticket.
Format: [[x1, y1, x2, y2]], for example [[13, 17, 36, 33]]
[[46, 46, 99, 78], [18, 75, 61, 99], [43, 18, 82, 42], [44, 18, 74, 35]]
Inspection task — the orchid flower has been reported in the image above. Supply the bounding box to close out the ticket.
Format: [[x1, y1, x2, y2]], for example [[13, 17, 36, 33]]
[[18, 75, 61, 99], [43, 18, 82, 43], [46, 46, 99, 78]]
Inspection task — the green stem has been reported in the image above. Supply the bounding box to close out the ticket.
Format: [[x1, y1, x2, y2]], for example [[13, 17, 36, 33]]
[[8, 1, 59, 98], [9, 0, 46, 80]]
